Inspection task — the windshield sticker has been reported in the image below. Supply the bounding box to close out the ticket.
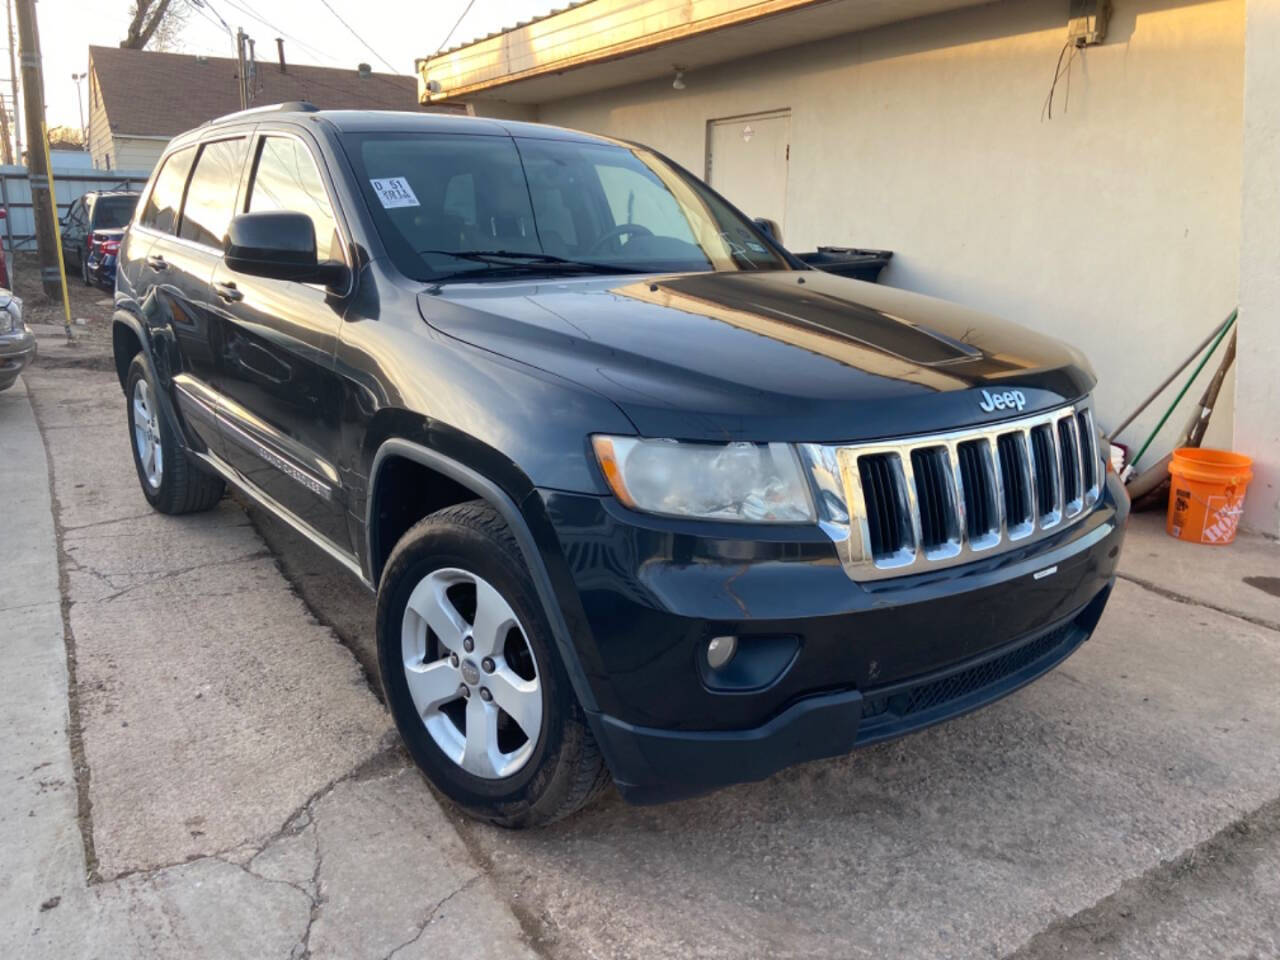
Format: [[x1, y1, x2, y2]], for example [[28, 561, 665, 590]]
[[370, 177, 420, 209]]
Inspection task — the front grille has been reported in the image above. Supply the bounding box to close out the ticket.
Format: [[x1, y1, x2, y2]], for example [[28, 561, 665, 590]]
[[858, 454, 907, 558], [910, 447, 957, 550], [997, 432, 1033, 529], [957, 440, 997, 541], [1077, 410, 1097, 494], [860, 621, 1077, 722], [1030, 424, 1058, 519], [815, 400, 1102, 581]]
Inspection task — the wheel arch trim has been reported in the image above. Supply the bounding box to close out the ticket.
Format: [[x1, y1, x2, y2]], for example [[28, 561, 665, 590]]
[[112, 310, 189, 448], [367, 437, 599, 712]]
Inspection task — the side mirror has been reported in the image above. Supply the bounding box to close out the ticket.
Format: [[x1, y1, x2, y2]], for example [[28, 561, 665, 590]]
[[753, 217, 783, 246], [224, 211, 346, 286]]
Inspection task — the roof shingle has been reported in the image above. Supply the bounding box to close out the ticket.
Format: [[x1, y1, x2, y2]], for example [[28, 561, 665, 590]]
[[89, 45, 426, 136]]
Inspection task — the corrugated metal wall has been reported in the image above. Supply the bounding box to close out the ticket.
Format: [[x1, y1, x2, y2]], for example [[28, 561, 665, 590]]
[[0, 164, 151, 252]]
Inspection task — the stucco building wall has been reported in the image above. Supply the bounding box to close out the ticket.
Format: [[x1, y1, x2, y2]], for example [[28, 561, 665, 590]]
[[522, 0, 1245, 461]]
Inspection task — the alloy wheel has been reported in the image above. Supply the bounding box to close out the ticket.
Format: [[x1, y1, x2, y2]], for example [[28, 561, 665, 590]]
[[131, 377, 163, 489], [400, 567, 543, 779]]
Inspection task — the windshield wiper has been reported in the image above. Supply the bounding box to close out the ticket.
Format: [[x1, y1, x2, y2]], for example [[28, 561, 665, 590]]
[[418, 249, 638, 287]]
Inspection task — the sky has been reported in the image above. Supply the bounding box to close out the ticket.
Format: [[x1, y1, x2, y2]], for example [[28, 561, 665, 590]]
[[32, 0, 558, 131]]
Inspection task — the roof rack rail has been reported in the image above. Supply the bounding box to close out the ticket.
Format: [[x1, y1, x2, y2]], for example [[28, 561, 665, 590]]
[[203, 101, 320, 126]]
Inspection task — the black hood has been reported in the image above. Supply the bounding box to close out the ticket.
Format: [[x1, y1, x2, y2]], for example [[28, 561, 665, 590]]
[[418, 269, 1095, 443]]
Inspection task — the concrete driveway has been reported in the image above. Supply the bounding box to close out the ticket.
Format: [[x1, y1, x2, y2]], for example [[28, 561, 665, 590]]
[[4, 364, 1279, 959]]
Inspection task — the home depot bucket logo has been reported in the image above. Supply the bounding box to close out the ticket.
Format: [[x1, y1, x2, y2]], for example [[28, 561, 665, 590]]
[[1169, 486, 1245, 544], [1201, 494, 1244, 544]]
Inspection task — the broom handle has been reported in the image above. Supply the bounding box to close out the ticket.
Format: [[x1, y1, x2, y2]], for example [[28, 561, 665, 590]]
[[1107, 309, 1237, 442]]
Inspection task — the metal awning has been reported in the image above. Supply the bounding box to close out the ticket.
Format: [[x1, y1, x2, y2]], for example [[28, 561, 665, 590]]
[[418, 0, 991, 105]]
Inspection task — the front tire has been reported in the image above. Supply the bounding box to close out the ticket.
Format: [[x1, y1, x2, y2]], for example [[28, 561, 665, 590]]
[[125, 354, 225, 514], [377, 501, 610, 828]]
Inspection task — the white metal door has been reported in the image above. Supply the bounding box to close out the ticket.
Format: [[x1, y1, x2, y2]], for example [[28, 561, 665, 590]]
[[706, 110, 790, 234]]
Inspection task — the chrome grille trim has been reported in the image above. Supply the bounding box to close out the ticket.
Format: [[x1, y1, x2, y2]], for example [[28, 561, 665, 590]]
[[798, 399, 1102, 582]]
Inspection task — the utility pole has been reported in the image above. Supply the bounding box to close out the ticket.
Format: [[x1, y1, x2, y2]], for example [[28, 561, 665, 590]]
[[7, 0, 20, 164], [14, 0, 71, 331], [0, 93, 13, 165], [235, 27, 248, 110]]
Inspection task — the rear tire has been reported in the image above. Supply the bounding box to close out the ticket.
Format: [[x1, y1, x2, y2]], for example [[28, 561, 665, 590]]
[[376, 500, 610, 828], [81, 254, 92, 286], [125, 354, 225, 514]]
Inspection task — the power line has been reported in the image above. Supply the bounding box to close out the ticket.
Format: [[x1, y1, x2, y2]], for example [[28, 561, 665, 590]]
[[316, 0, 402, 74], [217, 0, 344, 67], [189, 0, 233, 39], [430, 0, 478, 60]]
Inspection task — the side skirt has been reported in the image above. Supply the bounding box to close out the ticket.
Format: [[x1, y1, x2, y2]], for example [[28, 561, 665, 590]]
[[190, 448, 373, 592]]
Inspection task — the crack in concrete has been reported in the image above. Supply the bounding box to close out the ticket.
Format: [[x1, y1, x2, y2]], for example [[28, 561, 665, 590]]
[[0, 598, 61, 614], [63, 549, 276, 605], [1002, 793, 1280, 958], [28, 383, 103, 885], [61, 511, 160, 533], [1115, 572, 1280, 634], [381, 875, 482, 960]]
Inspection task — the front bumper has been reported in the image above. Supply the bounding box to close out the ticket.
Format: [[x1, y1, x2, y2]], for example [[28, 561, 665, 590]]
[[541, 471, 1127, 803], [0, 326, 36, 390]]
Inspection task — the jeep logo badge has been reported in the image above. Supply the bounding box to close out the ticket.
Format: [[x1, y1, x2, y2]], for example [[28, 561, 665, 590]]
[[978, 388, 1027, 414]]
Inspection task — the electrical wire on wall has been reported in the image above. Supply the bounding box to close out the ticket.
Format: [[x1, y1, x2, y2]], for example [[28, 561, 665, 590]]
[[1041, 40, 1078, 121], [1041, 0, 1109, 121]]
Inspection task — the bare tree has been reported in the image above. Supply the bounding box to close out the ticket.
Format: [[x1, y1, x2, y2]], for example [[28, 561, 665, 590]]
[[47, 125, 86, 150], [121, 0, 189, 51]]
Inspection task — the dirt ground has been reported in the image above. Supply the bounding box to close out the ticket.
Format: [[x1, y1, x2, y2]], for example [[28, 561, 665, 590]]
[[12, 252, 116, 368]]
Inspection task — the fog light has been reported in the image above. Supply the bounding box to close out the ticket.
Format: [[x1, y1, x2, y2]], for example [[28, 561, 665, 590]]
[[706, 635, 737, 670]]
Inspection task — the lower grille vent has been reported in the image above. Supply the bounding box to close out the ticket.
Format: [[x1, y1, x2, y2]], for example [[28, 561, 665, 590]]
[[861, 622, 1075, 721]]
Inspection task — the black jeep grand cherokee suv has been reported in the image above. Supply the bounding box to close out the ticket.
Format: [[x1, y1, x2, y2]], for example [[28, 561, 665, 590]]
[[112, 103, 1127, 827]]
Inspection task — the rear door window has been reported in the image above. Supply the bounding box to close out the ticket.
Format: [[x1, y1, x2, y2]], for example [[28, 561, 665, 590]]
[[179, 138, 248, 248], [140, 146, 196, 235], [246, 136, 342, 262]]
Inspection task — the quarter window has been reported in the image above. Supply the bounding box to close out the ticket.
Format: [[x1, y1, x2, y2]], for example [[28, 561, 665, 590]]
[[140, 146, 196, 235], [179, 138, 247, 248], [247, 137, 342, 262]]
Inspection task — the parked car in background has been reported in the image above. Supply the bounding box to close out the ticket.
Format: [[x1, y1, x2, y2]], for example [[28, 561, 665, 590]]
[[0, 290, 32, 391], [112, 104, 1127, 828], [0, 209, 10, 290], [61, 190, 139, 288]]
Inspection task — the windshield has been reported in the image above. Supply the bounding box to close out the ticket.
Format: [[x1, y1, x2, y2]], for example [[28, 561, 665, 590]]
[[92, 195, 138, 230], [342, 132, 790, 282]]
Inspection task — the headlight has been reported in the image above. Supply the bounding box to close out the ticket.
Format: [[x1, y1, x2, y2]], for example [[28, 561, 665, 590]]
[[0, 296, 17, 334], [592, 436, 815, 523]]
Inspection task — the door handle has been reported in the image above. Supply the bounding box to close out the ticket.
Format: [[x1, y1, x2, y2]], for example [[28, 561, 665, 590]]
[[146, 255, 168, 270], [214, 281, 243, 303]]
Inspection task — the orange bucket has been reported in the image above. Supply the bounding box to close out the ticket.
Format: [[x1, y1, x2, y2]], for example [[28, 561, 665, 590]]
[[1166, 448, 1253, 545]]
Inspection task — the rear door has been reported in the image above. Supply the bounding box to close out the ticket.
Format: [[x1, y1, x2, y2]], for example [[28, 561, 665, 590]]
[[134, 136, 250, 458], [209, 129, 352, 550]]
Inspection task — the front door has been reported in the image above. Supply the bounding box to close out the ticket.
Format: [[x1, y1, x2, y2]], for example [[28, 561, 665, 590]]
[[210, 131, 352, 551], [706, 109, 791, 237]]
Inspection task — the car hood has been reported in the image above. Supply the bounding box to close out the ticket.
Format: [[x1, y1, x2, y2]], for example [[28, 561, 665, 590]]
[[417, 270, 1095, 443]]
